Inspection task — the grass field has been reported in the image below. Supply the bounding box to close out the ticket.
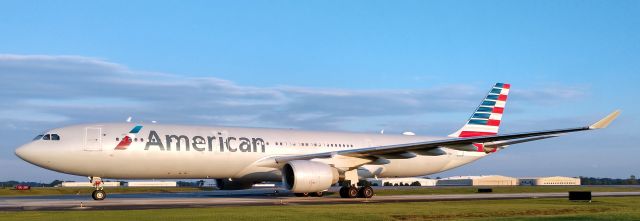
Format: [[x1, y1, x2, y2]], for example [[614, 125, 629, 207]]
[[373, 185, 640, 196], [2, 185, 638, 197], [0, 187, 213, 197], [1, 197, 640, 221]]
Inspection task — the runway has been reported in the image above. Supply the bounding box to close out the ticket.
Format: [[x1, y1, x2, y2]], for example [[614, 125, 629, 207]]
[[2, 189, 640, 211]]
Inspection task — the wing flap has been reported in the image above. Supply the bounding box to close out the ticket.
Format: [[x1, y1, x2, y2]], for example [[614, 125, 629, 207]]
[[483, 135, 558, 148]]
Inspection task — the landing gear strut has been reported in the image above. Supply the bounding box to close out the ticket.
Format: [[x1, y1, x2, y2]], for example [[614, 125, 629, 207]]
[[337, 169, 374, 198], [90, 176, 106, 200]]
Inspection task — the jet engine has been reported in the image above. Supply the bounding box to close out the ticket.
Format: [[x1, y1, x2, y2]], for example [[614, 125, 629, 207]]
[[282, 160, 339, 193], [215, 178, 254, 190]]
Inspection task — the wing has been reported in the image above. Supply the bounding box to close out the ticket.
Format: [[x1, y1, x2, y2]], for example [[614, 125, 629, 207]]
[[266, 110, 620, 166]]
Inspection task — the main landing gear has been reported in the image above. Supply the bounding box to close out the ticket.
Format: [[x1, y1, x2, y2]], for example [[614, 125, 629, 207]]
[[294, 191, 325, 197], [339, 185, 374, 198], [90, 176, 106, 200]]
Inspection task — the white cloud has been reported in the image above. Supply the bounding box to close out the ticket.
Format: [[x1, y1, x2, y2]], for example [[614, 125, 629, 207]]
[[0, 110, 69, 123], [0, 54, 589, 130]]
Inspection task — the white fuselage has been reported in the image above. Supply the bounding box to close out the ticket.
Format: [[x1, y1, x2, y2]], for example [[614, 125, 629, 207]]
[[16, 123, 488, 182]]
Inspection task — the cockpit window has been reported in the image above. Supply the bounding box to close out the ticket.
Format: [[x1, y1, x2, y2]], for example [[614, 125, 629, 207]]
[[33, 135, 44, 140], [39, 134, 60, 141]]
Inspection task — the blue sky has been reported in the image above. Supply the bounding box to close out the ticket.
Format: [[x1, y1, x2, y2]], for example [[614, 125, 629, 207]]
[[0, 1, 638, 181]]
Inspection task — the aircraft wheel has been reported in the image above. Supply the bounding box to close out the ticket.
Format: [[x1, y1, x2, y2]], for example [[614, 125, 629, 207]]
[[310, 191, 324, 197], [358, 186, 374, 198], [294, 192, 310, 197], [339, 186, 349, 198], [346, 186, 359, 198], [92, 189, 106, 200]]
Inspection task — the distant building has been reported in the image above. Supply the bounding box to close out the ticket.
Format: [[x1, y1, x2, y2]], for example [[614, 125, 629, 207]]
[[253, 183, 277, 188], [437, 175, 518, 186], [60, 181, 120, 187], [125, 181, 177, 187], [367, 177, 437, 186], [202, 179, 217, 187], [519, 176, 581, 186]]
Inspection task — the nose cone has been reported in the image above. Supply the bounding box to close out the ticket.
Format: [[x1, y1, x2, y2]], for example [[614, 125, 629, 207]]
[[15, 144, 28, 160], [15, 143, 41, 165], [16, 140, 71, 174]]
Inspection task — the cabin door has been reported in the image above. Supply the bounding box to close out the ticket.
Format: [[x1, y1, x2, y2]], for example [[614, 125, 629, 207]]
[[84, 127, 103, 151]]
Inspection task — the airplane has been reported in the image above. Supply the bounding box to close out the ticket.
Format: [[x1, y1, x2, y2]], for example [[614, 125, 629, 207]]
[[14, 83, 620, 200]]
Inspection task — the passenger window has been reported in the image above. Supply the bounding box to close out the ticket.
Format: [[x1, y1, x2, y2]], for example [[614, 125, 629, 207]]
[[33, 135, 44, 140], [116, 137, 120, 141], [140, 138, 144, 142], [51, 134, 60, 140], [43, 134, 51, 140]]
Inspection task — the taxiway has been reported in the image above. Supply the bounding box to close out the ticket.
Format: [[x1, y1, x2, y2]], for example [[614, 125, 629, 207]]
[[2, 189, 639, 211]]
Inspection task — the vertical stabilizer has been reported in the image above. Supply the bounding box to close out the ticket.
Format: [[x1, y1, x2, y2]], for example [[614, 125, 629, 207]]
[[449, 83, 510, 138]]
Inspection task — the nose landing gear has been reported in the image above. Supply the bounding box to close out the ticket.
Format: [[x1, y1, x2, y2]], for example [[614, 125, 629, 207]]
[[92, 189, 106, 200], [89, 176, 107, 200]]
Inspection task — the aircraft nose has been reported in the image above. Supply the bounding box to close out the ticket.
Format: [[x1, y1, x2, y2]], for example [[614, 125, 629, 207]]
[[16, 145, 25, 159], [15, 143, 38, 164], [16, 140, 67, 172], [15, 144, 28, 160]]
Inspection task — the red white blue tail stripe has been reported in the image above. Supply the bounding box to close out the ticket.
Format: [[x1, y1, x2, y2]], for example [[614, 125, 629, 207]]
[[114, 125, 143, 150], [449, 83, 510, 138]]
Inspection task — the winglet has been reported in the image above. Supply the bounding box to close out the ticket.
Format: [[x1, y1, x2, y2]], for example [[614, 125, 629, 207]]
[[589, 110, 621, 129]]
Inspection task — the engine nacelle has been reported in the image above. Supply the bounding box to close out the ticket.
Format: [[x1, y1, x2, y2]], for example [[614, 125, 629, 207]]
[[215, 179, 254, 190], [282, 160, 339, 193]]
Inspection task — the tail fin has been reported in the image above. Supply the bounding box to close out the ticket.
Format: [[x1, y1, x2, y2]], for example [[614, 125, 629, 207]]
[[449, 83, 510, 138]]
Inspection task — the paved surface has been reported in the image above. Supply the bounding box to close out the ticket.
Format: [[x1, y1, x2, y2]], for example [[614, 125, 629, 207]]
[[2, 190, 640, 211]]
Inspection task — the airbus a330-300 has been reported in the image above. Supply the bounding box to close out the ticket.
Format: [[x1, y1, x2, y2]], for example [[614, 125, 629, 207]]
[[15, 83, 620, 200]]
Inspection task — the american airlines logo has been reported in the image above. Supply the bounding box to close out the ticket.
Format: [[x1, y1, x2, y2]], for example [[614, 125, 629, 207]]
[[115, 126, 266, 153], [114, 125, 143, 150]]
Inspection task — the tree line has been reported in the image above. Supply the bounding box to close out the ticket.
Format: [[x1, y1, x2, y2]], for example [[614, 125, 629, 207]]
[[580, 175, 639, 185]]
